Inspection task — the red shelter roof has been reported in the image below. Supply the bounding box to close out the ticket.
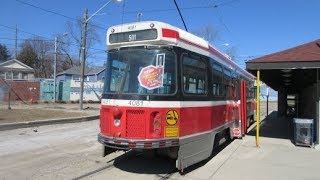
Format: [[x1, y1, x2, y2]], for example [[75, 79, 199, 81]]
[[251, 39, 320, 63], [246, 39, 320, 92]]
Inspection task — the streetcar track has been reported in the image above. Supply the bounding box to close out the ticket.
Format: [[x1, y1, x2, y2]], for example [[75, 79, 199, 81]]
[[72, 150, 135, 179], [72, 163, 115, 180], [157, 168, 178, 180]]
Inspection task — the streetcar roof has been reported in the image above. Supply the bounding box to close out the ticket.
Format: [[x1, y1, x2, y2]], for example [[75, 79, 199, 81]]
[[107, 21, 255, 81]]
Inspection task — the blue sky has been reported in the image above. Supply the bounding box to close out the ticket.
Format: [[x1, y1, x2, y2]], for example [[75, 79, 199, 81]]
[[1, 0, 320, 68]]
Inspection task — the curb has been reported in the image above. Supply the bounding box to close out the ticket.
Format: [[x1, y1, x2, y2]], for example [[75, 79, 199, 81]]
[[0, 115, 100, 131]]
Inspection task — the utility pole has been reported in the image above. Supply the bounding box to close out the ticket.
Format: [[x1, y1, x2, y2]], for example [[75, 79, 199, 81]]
[[79, 0, 122, 110], [79, 8, 88, 110], [15, 25, 18, 58], [54, 37, 57, 103]]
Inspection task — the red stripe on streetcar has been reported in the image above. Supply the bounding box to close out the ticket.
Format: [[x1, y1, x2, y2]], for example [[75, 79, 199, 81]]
[[115, 141, 121, 144], [161, 28, 253, 79], [162, 28, 233, 68]]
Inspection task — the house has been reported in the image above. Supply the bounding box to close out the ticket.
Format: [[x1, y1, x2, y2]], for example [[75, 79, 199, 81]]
[[56, 66, 105, 82], [0, 59, 35, 80]]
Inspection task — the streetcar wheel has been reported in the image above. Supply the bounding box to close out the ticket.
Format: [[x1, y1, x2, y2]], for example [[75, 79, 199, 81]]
[[102, 145, 116, 157], [214, 130, 229, 148], [166, 147, 179, 159], [102, 145, 107, 157]]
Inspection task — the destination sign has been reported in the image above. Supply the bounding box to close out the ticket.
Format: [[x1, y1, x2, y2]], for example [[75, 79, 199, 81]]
[[109, 29, 158, 43]]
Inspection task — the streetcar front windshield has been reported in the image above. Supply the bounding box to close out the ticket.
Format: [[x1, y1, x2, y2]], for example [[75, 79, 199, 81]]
[[103, 47, 176, 95]]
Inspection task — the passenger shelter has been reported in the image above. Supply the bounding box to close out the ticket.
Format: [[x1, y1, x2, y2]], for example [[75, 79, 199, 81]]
[[246, 39, 320, 146]]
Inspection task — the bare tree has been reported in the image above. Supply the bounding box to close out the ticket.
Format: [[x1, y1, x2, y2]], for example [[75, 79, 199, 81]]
[[65, 18, 101, 61], [55, 33, 80, 73], [225, 46, 237, 61], [19, 37, 54, 78], [194, 25, 239, 62], [194, 24, 219, 43]]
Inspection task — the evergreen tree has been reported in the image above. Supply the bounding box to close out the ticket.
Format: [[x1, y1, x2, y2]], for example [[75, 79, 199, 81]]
[[17, 43, 38, 67], [0, 44, 11, 60]]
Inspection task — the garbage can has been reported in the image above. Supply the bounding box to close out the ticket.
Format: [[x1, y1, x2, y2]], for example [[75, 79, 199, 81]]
[[293, 118, 314, 147]]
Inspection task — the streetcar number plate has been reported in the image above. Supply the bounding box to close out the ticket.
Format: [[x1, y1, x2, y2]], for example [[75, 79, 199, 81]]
[[128, 100, 143, 106]]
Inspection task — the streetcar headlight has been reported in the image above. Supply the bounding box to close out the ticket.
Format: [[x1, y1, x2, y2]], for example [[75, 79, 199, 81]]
[[150, 112, 162, 137], [114, 119, 121, 127]]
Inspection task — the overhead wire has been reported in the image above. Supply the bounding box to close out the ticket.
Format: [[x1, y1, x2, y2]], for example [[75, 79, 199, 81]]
[[0, 27, 107, 58], [11, 0, 246, 61], [15, 0, 108, 31], [16, 0, 75, 20], [0, 24, 50, 40]]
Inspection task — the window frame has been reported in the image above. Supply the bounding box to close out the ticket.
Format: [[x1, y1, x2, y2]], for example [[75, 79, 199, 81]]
[[181, 53, 209, 96], [103, 47, 178, 96], [72, 75, 80, 81], [212, 61, 224, 97]]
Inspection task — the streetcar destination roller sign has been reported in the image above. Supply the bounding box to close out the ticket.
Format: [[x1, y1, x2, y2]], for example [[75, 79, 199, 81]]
[[109, 29, 158, 43]]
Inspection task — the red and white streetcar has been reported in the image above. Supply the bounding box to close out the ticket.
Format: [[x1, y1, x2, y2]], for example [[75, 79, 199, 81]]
[[98, 21, 256, 171]]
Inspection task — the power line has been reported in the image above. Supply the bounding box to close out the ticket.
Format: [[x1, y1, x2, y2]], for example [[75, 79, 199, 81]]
[[0, 43, 16, 47], [124, 6, 217, 14], [216, 0, 241, 7], [123, 1, 238, 15], [15, 0, 76, 20], [15, 0, 108, 31], [0, 37, 53, 42], [0, 35, 107, 54], [0, 25, 107, 52], [0, 24, 50, 40]]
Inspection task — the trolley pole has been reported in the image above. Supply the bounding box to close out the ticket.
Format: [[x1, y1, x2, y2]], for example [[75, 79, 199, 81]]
[[256, 70, 260, 147]]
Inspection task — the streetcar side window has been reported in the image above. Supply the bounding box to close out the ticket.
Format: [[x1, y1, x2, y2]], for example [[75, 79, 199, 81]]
[[224, 68, 232, 99], [182, 55, 208, 95], [212, 62, 223, 97]]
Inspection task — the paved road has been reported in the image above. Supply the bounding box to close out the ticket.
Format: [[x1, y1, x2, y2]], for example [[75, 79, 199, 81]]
[[0, 120, 179, 179], [0, 120, 103, 179], [0, 101, 278, 179], [0, 119, 246, 179]]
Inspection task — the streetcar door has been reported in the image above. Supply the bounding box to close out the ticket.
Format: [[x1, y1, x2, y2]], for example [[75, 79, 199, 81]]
[[240, 80, 247, 135]]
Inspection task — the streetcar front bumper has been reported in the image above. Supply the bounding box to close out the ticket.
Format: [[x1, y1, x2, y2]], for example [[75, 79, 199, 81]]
[[98, 133, 179, 150]]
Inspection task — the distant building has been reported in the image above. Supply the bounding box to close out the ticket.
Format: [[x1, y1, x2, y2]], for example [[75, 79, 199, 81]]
[[56, 66, 105, 82], [0, 59, 35, 81]]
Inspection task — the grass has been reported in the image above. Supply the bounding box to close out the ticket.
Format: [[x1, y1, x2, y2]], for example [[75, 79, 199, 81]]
[[0, 109, 87, 124]]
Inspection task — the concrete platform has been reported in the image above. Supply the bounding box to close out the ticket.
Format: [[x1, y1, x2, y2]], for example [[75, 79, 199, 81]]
[[182, 111, 320, 180]]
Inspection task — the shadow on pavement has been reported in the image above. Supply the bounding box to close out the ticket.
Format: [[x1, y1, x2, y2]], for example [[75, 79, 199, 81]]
[[248, 111, 294, 140], [113, 140, 233, 176], [72, 150, 177, 179], [113, 150, 177, 175], [179, 139, 233, 175], [100, 140, 232, 177]]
